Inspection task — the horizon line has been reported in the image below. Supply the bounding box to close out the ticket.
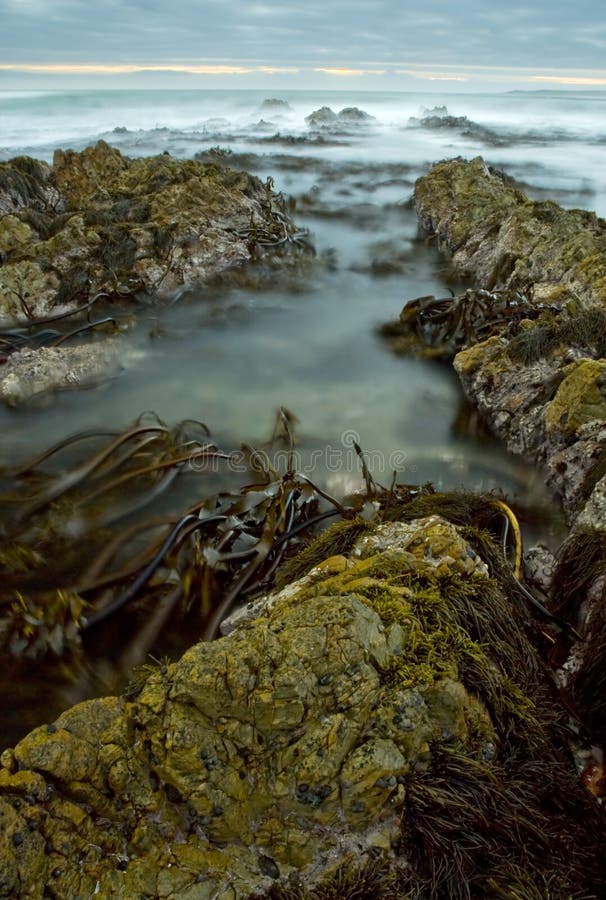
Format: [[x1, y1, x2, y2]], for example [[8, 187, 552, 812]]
[[1, 62, 606, 87]]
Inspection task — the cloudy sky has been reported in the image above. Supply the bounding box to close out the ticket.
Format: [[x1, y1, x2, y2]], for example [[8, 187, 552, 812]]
[[1, 0, 605, 90]]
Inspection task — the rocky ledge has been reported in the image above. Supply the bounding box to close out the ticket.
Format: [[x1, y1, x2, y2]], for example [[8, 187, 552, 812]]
[[0, 141, 308, 403], [382, 156, 606, 748], [1, 514, 604, 898]]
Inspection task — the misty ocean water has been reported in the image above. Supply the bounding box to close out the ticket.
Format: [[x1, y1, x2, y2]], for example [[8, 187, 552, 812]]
[[3, 86, 605, 743], [2, 88, 606, 497]]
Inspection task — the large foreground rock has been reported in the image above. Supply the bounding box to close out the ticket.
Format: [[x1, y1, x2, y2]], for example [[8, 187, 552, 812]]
[[0, 516, 603, 898]]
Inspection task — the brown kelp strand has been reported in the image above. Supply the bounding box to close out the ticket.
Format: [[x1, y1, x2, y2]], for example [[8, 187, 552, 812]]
[[0, 291, 119, 356], [380, 288, 561, 359], [80, 513, 228, 629], [0, 413, 579, 683], [0, 290, 109, 332], [0, 412, 345, 657]]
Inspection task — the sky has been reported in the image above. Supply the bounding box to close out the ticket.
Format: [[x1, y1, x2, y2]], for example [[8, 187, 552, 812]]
[[1, 0, 606, 91]]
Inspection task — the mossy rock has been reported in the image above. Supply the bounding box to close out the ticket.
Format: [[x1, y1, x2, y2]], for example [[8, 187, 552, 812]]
[[0, 515, 602, 898], [414, 157, 606, 304], [0, 141, 307, 321], [545, 358, 606, 439]]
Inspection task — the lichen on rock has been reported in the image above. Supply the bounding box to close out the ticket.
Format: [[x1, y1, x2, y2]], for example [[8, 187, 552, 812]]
[[0, 515, 603, 898], [0, 140, 307, 323], [384, 156, 606, 777]]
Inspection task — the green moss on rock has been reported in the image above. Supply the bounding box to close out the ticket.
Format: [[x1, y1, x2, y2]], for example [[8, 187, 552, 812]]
[[0, 514, 602, 898], [0, 141, 307, 321], [544, 358, 606, 438]]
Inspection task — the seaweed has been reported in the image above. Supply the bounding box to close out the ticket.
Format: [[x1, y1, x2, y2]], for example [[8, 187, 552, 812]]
[[274, 518, 373, 589], [551, 528, 606, 625], [380, 289, 553, 360], [398, 749, 605, 899], [508, 306, 606, 365], [256, 857, 400, 899]]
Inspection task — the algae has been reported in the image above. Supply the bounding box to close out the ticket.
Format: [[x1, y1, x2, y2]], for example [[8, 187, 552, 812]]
[[0, 514, 603, 898]]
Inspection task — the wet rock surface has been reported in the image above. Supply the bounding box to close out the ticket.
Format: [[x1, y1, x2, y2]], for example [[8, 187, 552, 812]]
[[408, 108, 507, 146], [397, 157, 606, 521], [0, 140, 302, 319], [0, 141, 308, 404], [389, 155, 606, 766], [0, 516, 603, 898]]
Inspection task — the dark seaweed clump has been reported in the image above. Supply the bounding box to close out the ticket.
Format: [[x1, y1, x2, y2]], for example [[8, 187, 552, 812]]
[[551, 527, 606, 743], [508, 306, 606, 364]]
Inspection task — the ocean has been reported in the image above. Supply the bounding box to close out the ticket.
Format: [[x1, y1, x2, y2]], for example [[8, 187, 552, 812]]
[[3, 88, 604, 495], [2, 87, 605, 742]]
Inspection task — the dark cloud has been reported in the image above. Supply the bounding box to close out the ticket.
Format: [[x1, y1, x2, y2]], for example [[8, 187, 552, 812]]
[[0, 0, 604, 76]]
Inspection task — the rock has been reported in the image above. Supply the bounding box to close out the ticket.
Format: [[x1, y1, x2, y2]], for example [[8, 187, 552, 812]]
[[414, 157, 606, 304], [305, 106, 338, 128], [0, 339, 142, 406], [259, 98, 292, 112], [401, 157, 606, 755], [0, 140, 306, 323], [0, 141, 310, 405], [0, 515, 603, 897], [0, 157, 61, 216], [398, 159, 606, 516], [544, 358, 606, 439], [337, 107, 375, 123], [409, 112, 504, 145]]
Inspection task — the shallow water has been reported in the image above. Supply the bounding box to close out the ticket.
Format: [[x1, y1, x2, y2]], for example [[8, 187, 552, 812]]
[[2, 87, 601, 746]]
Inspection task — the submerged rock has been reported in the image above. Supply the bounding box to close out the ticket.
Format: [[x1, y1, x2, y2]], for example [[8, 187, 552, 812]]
[[0, 515, 603, 897], [0, 338, 142, 406]]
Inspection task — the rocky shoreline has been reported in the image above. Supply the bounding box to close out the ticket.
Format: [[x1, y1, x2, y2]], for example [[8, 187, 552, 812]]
[[2, 151, 606, 896], [0, 141, 310, 404], [385, 156, 606, 747]]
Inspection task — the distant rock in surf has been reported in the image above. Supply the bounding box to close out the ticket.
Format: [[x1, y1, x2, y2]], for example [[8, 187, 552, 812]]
[[337, 106, 375, 123], [305, 106, 338, 128], [305, 106, 375, 129], [260, 98, 293, 112], [408, 107, 508, 146]]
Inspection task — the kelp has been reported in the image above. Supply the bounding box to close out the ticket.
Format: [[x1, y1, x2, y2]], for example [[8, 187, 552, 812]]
[[550, 528, 606, 743], [254, 858, 400, 899], [2, 413, 606, 895], [0, 414, 584, 707], [1, 409, 368, 659], [0, 290, 119, 357], [380, 289, 555, 360], [551, 527, 606, 625]]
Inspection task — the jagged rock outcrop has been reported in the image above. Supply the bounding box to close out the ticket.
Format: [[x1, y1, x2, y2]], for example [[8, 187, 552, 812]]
[[0, 141, 301, 321], [0, 515, 603, 898], [408, 110, 505, 145], [0, 142, 308, 403], [385, 156, 606, 757], [414, 157, 606, 306]]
